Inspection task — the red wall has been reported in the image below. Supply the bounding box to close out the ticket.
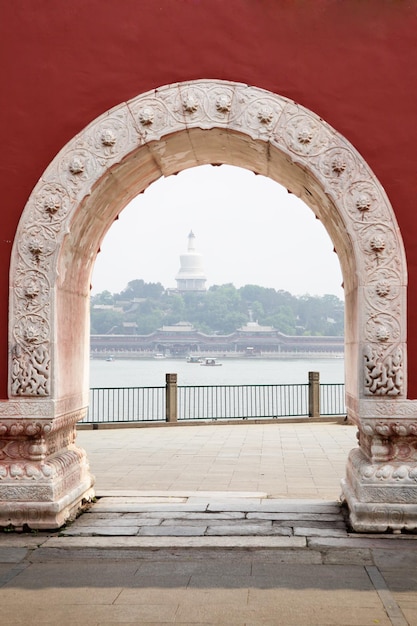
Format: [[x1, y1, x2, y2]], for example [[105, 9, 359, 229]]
[[2, 1, 417, 397]]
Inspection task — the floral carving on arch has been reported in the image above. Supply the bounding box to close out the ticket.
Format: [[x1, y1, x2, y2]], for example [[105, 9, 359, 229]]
[[9, 79, 407, 400]]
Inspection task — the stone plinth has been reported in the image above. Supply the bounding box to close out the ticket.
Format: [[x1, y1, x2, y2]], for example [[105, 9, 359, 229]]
[[0, 406, 94, 529], [341, 400, 417, 532]]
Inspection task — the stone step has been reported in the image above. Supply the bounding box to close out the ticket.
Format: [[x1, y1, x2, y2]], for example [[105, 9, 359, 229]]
[[61, 495, 348, 538]]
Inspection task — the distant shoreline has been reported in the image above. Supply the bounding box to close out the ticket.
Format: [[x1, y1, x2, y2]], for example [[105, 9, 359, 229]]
[[91, 352, 344, 361]]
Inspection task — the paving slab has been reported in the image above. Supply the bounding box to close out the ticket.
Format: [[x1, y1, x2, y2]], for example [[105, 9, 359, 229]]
[[321, 548, 374, 565], [139, 525, 208, 536], [207, 500, 341, 513], [0, 535, 50, 548], [96, 489, 268, 499], [67, 515, 162, 527], [205, 523, 291, 536], [293, 526, 348, 538], [373, 548, 417, 569], [93, 495, 187, 503], [62, 525, 141, 536], [0, 547, 30, 563], [308, 536, 417, 550], [41, 535, 308, 548], [0, 601, 180, 625], [135, 510, 246, 520], [160, 517, 248, 526], [90, 502, 209, 513], [246, 511, 343, 521]]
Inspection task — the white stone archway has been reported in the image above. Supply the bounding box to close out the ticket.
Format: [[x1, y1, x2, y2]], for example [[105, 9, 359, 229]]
[[3, 80, 416, 531]]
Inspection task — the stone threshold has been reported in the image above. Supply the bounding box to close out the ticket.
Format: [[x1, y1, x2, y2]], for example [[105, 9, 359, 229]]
[[55, 494, 417, 546]]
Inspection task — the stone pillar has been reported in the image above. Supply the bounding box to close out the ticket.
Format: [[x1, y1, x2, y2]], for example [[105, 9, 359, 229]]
[[308, 371, 320, 418], [166, 373, 178, 423]]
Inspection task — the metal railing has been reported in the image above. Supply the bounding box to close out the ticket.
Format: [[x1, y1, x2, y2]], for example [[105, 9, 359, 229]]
[[83, 376, 346, 424], [87, 386, 165, 423], [178, 384, 309, 420], [320, 383, 346, 416]]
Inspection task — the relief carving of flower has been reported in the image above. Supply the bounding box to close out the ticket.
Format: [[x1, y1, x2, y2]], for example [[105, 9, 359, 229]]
[[370, 236, 386, 253], [43, 195, 61, 216], [69, 156, 85, 175], [376, 325, 390, 342], [24, 279, 40, 300], [297, 127, 313, 145], [138, 107, 154, 126], [376, 281, 391, 297], [257, 106, 273, 125], [28, 238, 44, 258], [24, 325, 41, 343], [100, 128, 116, 147], [183, 95, 199, 113], [331, 156, 347, 174], [215, 94, 232, 113], [355, 194, 371, 213]]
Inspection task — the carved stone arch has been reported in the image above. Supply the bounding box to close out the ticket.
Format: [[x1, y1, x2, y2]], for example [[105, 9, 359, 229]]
[[4, 80, 416, 531]]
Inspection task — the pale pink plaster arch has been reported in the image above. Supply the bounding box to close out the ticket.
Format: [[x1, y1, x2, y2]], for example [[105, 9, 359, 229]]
[[4, 80, 415, 531]]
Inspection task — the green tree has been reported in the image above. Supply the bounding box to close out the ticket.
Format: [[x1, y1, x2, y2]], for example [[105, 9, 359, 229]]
[[91, 290, 114, 305], [198, 284, 246, 333], [134, 311, 165, 334], [120, 279, 164, 300], [265, 305, 296, 335], [90, 309, 123, 334], [90, 278, 344, 337], [162, 293, 186, 325]]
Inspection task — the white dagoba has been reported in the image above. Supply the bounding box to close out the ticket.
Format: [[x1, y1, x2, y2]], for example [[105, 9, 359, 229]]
[[175, 231, 207, 292]]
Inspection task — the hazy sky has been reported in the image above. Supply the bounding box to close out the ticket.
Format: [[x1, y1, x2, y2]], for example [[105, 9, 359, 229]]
[[91, 165, 344, 299]]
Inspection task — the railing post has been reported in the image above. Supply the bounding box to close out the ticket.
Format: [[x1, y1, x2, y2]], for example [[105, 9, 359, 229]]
[[166, 373, 178, 422], [308, 371, 320, 418]]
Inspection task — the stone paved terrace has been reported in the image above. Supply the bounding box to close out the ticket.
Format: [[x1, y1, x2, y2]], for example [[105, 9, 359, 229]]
[[76, 421, 356, 498]]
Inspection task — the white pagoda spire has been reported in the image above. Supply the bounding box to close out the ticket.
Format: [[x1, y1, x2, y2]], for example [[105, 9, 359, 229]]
[[187, 230, 196, 252], [175, 230, 207, 292]]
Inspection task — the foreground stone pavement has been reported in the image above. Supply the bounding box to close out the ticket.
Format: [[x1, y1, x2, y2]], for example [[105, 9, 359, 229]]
[[1, 423, 416, 625], [0, 495, 416, 626]]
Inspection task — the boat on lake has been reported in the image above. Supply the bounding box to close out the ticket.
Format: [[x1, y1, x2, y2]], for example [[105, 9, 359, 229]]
[[153, 353, 165, 359], [201, 357, 222, 367], [186, 356, 203, 363]]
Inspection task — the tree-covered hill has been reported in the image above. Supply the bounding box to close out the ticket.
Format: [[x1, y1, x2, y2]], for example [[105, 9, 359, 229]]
[[91, 279, 344, 337]]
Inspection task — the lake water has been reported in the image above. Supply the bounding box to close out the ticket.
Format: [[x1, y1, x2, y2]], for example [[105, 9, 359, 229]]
[[90, 357, 345, 388]]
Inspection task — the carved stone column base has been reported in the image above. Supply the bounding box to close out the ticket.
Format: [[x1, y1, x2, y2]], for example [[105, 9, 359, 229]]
[[0, 446, 95, 529], [341, 448, 417, 532]]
